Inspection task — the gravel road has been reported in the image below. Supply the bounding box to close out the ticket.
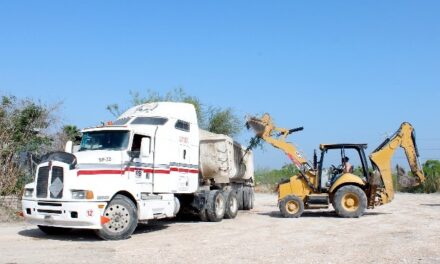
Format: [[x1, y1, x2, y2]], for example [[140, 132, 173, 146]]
[[1, 193, 439, 264]]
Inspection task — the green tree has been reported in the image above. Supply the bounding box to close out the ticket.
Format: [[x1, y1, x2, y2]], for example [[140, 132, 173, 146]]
[[411, 160, 440, 193], [206, 107, 241, 137], [255, 163, 300, 186], [62, 125, 81, 144], [107, 88, 241, 137], [0, 95, 57, 194]]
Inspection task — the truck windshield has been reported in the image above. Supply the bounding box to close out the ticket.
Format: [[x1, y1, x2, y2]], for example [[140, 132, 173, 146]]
[[79, 131, 129, 151]]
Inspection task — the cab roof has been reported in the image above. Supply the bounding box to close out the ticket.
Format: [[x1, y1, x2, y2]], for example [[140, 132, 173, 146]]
[[319, 143, 368, 150]]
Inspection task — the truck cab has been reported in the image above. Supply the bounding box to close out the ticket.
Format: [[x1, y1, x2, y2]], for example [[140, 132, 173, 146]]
[[22, 102, 254, 240]]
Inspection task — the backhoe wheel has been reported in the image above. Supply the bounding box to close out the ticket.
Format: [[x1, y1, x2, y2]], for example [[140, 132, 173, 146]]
[[224, 191, 239, 219], [332, 185, 367, 218], [206, 190, 225, 222], [242, 187, 254, 210], [38, 225, 71, 235], [95, 194, 138, 240], [279, 195, 304, 218]]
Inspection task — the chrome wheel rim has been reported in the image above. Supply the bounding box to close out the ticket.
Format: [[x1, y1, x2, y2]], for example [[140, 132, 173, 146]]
[[215, 195, 225, 217], [103, 203, 130, 233], [229, 196, 238, 214]]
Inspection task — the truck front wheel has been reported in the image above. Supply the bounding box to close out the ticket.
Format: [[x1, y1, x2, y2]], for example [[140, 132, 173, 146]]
[[332, 185, 367, 218], [95, 194, 138, 240]]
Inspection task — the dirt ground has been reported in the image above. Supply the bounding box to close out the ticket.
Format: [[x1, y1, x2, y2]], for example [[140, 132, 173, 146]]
[[1, 193, 439, 264]]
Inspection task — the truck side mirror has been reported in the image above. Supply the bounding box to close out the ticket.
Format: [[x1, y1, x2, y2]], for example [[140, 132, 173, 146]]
[[140, 137, 151, 158], [65, 141, 73, 153]]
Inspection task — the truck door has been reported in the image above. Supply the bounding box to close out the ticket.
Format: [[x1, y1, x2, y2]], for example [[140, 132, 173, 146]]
[[175, 120, 190, 192], [129, 134, 153, 187]]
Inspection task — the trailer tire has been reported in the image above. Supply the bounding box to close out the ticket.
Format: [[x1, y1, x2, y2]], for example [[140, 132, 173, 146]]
[[236, 189, 244, 210], [279, 195, 304, 218], [95, 194, 138, 240], [332, 185, 367, 218], [199, 208, 208, 222], [38, 225, 72, 235], [224, 191, 239, 219], [206, 190, 225, 222], [242, 187, 254, 210]]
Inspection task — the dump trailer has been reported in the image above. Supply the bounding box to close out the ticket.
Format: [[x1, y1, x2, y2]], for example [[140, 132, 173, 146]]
[[22, 102, 254, 240], [246, 114, 425, 218]]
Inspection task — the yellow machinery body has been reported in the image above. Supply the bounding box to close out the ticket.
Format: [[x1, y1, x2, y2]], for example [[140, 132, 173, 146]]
[[247, 114, 425, 218], [278, 172, 366, 203]]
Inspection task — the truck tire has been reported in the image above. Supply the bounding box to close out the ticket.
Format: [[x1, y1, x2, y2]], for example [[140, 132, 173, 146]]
[[206, 190, 225, 222], [242, 187, 254, 210], [224, 191, 238, 219], [279, 195, 304, 218], [95, 194, 138, 240], [38, 225, 71, 235], [199, 208, 208, 222], [332, 185, 367, 218], [236, 189, 244, 210]]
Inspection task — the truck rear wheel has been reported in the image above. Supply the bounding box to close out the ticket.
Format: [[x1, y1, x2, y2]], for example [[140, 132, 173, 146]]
[[38, 225, 71, 235], [206, 190, 225, 222], [242, 187, 254, 210], [224, 191, 238, 219], [95, 194, 138, 240], [279, 195, 304, 218], [332, 185, 367, 218], [199, 208, 208, 222]]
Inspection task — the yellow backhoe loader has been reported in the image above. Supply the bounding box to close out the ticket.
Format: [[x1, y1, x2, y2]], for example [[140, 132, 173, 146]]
[[246, 114, 425, 218]]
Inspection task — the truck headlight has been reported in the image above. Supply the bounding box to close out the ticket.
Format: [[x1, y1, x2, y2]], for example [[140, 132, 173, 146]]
[[24, 188, 34, 198], [72, 190, 94, 200]]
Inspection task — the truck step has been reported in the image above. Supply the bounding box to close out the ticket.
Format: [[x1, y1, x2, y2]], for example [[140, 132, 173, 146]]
[[153, 213, 167, 219]]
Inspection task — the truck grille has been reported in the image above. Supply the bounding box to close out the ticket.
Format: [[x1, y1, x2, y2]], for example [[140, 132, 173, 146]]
[[50, 166, 64, 199], [36, 166, 50, 198], [36, 165, 64, 199]]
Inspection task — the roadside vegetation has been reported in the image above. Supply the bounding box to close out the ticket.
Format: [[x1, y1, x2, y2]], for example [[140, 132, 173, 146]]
[[0, 95, 58, 196], [254, 164, 299, 192], [255, 161, 440, 193], [403, 160, 440, 193]]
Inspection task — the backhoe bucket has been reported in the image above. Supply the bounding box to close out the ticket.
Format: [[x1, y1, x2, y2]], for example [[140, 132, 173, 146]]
[[246, 114, 273, 137], [397, 166, 419, 188]]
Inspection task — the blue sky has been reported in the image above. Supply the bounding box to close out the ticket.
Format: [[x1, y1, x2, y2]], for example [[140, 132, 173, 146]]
[[1, 1, 439, 169]]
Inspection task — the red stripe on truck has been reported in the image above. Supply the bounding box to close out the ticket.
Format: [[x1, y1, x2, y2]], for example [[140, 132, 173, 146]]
[[77, 170, 122, 176], [77, 167, 198, 176]]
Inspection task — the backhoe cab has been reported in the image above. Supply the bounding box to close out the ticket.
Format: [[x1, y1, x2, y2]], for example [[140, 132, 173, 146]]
[[246, 114, 425, 218]]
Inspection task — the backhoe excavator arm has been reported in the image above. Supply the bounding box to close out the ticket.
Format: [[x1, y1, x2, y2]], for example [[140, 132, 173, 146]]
[[246, 114, 310, 171], [369, 122, 425, 204]]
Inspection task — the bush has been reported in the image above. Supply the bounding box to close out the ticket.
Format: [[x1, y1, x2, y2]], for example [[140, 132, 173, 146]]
[[0, 95, 58, 195], [403, 160, 440, 193], [255, 164, 299, 192]]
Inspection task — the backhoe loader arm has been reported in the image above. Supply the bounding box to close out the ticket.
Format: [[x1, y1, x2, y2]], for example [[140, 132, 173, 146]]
[[246, 114, 309, 170], [369, 122, 425, 204]]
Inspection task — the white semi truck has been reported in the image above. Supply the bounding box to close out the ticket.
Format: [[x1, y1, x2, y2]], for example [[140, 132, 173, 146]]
[[21, 102, 254, 240]]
